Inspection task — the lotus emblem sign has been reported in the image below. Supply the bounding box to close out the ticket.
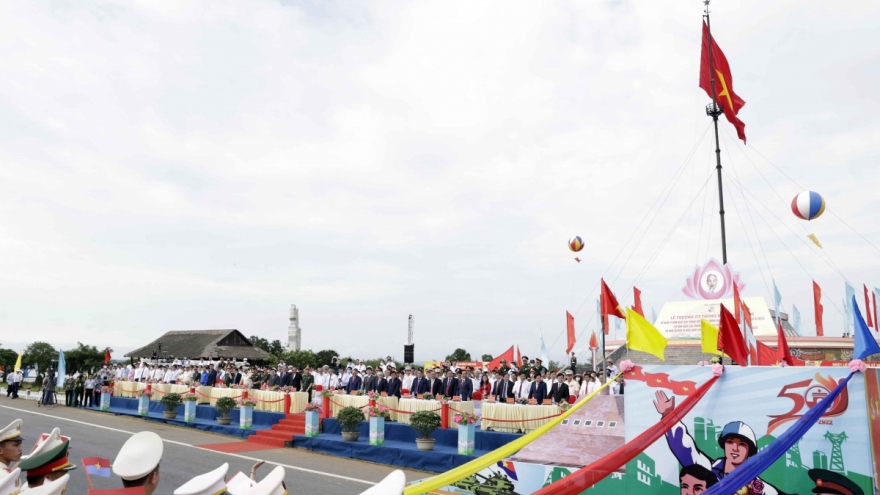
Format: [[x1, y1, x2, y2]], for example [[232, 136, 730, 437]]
[[682, 258, 746, 300]]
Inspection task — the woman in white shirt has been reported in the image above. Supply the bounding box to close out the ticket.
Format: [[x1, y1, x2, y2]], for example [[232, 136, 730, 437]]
[[572, 374, 584, 398]]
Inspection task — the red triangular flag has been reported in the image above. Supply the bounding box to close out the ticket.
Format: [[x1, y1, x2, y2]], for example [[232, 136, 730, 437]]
[[864, 285, 874, 328], [776, 319, 794, 366], [756, 340, 777, 366], [733, 283, 742, 325], [487, 346, 515, 373], [600, 279, 626, 321], [718, 304, 749, 366], [741, 300, 753, 331], [104, 348, 111, 365], [871, 288, 880, 332], [633, 287, 644, 317], [813, 281, 824, 337], [565, 311, 576, 354], [589, 331, 599, 350]]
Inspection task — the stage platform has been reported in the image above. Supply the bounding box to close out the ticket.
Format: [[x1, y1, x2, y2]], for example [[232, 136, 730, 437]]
[[293, 418, 521, 473], [88, 397, 284, 439]]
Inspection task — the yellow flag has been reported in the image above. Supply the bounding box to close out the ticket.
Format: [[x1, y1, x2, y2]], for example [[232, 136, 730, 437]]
[[700, 319, 726, 356], [807, 233, 823, 248], [625, 307, 667, 360], [14, 353, 22, 372]]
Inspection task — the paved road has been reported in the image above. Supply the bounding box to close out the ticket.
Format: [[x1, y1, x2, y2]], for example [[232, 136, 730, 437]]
[[0, 395, 427, 494]]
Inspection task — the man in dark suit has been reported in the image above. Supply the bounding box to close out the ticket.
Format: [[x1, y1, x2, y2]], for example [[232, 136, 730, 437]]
[[267, 369, 280, 387], [231, 367, 242, 386], [442, 370, 458, 398], [206, 364, 218, 387], [492, 373, 514, 401], [528, 375, 547, 403], [290, 367, 303, 391], [549, 373, 570, 404], [279, 366, 291, 387], [346, 369, 362, 394], [457, 372, 473, 401], [386, 370, 402, 399], [362, 367, 376, 392], [411, 369, 426, 395], [376, 371, 389, 394], [429, 370, 442, 396]]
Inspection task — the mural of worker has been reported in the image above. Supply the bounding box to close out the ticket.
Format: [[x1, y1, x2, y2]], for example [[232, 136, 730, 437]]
[[654, 390, 781, 495]]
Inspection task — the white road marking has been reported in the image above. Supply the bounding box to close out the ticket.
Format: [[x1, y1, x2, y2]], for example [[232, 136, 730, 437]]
[[0, 404, 375, 486]]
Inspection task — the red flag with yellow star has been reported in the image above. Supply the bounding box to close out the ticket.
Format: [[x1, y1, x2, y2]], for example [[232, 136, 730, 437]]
[[700, 22, 746, 142]]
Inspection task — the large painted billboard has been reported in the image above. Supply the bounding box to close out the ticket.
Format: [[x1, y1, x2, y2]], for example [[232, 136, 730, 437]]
[[424, 365, 876, 495], [626, 365, 874, 495]]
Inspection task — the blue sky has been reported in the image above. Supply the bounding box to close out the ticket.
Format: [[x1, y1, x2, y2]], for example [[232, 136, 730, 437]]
[[1, 0, 878, 363]]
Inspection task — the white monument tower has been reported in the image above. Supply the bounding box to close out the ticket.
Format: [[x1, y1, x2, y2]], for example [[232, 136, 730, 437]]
[[288, 304, 302, 351]]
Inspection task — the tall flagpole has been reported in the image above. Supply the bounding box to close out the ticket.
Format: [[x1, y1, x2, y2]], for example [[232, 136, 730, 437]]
[[601, 316, 607, 376], [704, 0, 728, 265]]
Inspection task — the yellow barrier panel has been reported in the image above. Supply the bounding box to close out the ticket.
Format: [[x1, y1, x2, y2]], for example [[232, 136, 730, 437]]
[[404, 373, 621, 495]]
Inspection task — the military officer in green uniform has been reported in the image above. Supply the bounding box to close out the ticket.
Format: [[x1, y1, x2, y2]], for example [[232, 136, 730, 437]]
[[534, 358, 547, 376], [301, 366, 315, 401], [498, 360, 510, 376]]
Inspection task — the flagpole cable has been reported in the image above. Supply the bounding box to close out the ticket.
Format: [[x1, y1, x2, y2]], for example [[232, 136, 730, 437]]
[[719, 165, 851, 284], [574, 169, 718, 364], [571, 132, 709, 356], [695, 143, 715, 267], [568, 127, 711, 357], [718, 131, 775, 298], [621, 171, 719, 306], [721, 172, 772, 298], [605, 127, 711, 292], [718, 124, 865, 278], [740, 138, 880, 256], [557, 124, 711, 360], [721, 169, 847, 318]]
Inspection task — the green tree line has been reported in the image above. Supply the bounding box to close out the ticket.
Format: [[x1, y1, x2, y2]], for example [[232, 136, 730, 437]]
[[0, 341, 109, 376]]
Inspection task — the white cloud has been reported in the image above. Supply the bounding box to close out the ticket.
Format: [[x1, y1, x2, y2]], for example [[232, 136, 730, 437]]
[[0, 0, 878, 363]]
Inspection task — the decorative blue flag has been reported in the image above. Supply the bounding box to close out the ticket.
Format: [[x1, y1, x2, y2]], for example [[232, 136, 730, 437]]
[[651, 307, 657, 325], [56, 349, 66, 389], [852, 295, 880, 360], [845, 281, 855, 334], [772, 280, 782, 327], [792, 305, 801, 335], [540, 333, 549, 367]]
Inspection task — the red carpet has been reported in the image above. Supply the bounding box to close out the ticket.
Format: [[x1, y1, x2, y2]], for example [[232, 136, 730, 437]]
[[196, 441, 282, 453], [196, 414, 306, 452]]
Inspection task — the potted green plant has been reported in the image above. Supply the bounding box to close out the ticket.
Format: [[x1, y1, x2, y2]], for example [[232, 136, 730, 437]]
[[337, 406, 365, 442], [160, 393, 182, 419], [215, 397, 237, 425], [410, 410, 441, 451]]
